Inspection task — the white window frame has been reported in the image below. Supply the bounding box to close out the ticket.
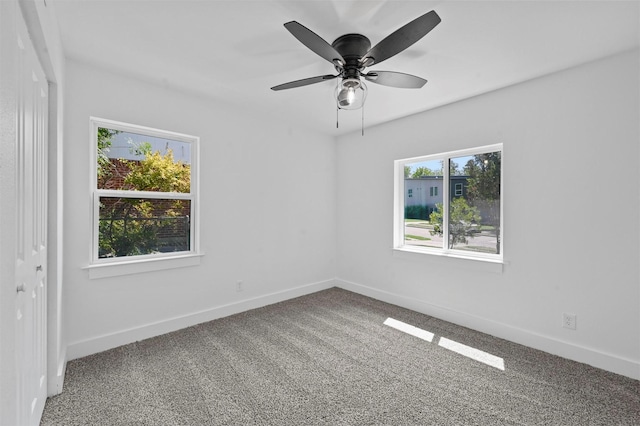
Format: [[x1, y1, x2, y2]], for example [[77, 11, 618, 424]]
[[454, 183, 463, 197], [393, 143, 503, 263], [85, 117, 202, 278]]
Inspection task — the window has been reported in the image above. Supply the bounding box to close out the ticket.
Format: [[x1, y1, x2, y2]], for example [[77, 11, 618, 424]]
[[90, 117, 199, 266], [394, 144, 502, 262], [454, 183, 463, 197], [408, 189, 413, 197]]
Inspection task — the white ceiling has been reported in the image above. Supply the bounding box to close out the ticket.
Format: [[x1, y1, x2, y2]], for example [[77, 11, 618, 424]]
[[53, 0, 639, 136]]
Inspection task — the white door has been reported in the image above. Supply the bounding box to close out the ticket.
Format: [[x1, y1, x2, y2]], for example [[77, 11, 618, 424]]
[[13, 10, 49, 426]]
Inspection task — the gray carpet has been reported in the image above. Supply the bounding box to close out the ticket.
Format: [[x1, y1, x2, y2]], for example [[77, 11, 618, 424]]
[[41, 287, 639, 425]]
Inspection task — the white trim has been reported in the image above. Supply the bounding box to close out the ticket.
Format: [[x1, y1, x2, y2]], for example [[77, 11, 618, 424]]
[[90, 116, 198, 144], [89, 117, 200, 267], [442, 163, 450, 247], [47, 355, 66, 397], [83, 252, 204, 279], [392, 160, 405, 248], [66, 279, 337, 360], [190, 134, 200, 257], [335, 278, 640, 380], [396, 144, 504, 165], [392, 246, 504, 273], [394, 143, 503, 263], [499, 145, 505, 257], [96, 189, 192, 200]]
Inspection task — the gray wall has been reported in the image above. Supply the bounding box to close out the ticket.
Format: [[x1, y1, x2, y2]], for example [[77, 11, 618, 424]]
[[63, 60, 338, 359], [336, 50, 640, 378]]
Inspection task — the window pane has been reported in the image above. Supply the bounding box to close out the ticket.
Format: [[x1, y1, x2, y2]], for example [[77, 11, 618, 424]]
[[98, 197, 191, 258], [404, 159, 443, 249], [448, 152, 501, 254], [97, 127, 191, 192]]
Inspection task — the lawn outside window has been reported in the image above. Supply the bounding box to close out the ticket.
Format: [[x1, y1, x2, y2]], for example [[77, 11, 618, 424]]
[[394, 144, 503, 263], [86, 117, 201, 277]]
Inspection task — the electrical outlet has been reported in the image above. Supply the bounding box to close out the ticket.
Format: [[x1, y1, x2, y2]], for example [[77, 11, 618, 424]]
[[563, 313, 576, 330], [236, 280, 243, 292]]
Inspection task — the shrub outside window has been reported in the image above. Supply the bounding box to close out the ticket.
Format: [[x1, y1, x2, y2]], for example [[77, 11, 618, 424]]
[[90, 117, 199, 264], [395, 144, 503, 262]]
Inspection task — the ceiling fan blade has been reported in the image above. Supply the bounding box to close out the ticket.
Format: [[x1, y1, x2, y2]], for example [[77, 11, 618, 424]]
[[361, 10, 441, 67], [271, 74, 338, 91], [364, 71, 427, 88], [284, 21, 345, 66]]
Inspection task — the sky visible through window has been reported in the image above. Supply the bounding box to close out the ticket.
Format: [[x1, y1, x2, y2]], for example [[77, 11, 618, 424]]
[[406, 156, 473, 176], [106, 131, 191, 164]]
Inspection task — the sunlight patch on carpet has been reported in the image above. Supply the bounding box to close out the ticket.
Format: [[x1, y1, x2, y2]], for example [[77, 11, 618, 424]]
[[384, 318, 435, 342], [438, 337, 505, 370]]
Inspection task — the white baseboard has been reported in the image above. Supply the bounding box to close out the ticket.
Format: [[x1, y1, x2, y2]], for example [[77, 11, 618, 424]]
[[47, 352, 67, 397], [335, 278, 640, 380], [66, 279, 337, 361]]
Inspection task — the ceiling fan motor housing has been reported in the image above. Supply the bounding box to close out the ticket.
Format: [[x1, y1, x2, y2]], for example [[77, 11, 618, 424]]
[[332, 34, 371, 78]]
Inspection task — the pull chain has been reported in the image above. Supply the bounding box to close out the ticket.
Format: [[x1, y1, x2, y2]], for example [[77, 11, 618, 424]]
[[335, 106, 365, 135]]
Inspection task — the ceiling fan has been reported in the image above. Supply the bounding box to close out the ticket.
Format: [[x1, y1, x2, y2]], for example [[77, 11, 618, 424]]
[[271, 10, 441, 114]]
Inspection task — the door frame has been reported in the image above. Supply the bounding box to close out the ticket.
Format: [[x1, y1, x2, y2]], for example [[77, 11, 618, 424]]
[[0, 0, 66, 424], [16, 0, 67, 397]]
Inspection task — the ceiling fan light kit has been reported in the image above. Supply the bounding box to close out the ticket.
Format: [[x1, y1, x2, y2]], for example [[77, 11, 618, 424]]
[[335, 77, 367, 110], [271, 10, 441, 132]]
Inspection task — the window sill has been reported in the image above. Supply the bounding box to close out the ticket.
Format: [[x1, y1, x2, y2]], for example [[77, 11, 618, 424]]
[[83, 252, 204, 279], [393, 246, 505, 274]]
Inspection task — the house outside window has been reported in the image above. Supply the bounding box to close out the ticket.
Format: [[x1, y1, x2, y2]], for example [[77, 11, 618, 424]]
[[394, 144, 503, 262], [90, 117, 199, 266]]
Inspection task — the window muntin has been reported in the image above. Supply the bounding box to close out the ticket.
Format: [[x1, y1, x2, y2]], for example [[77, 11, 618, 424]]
[[91, 118, 198, 263], [395, 144, 502, 261]]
